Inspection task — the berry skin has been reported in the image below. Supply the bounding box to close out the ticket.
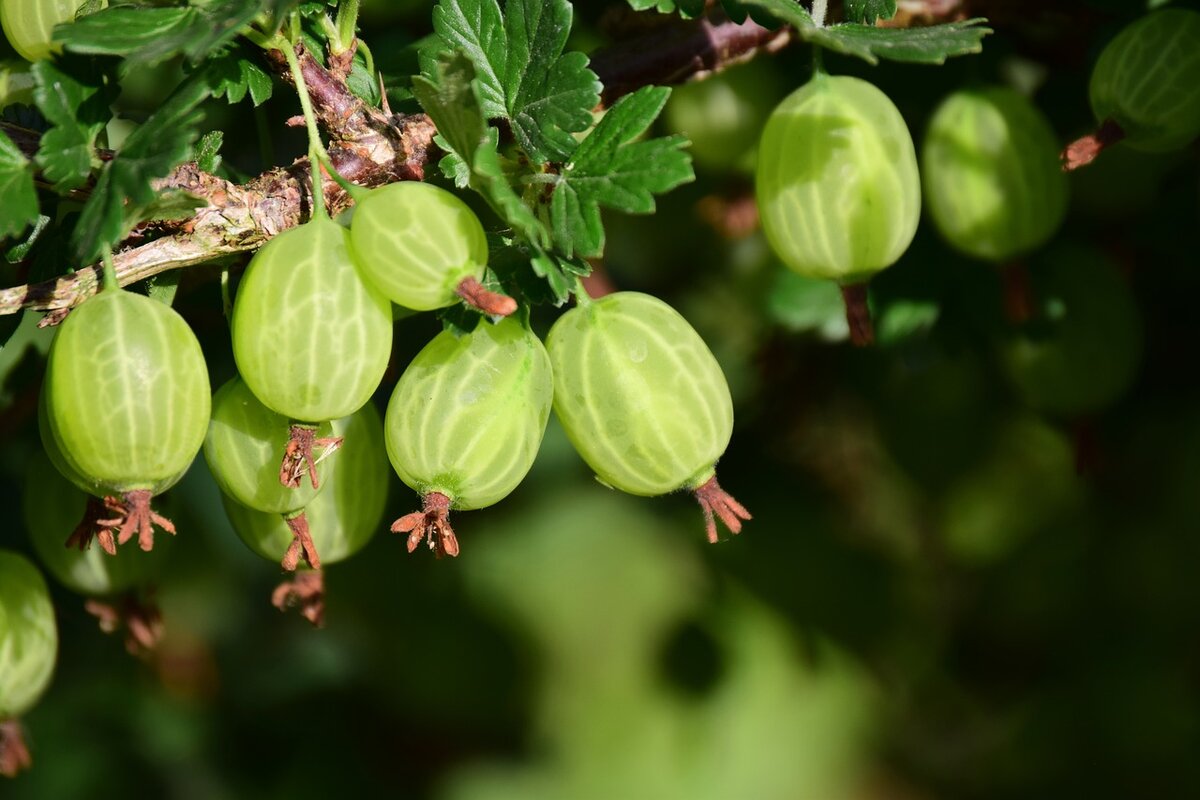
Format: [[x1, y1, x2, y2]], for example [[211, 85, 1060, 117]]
[[545, 291, 750, 543], [0, 550, 56, 777], [0, 0, 85, 62], [385, 316, 553, 556], [1089, 9, 1200, 153], [43, 289, 210, 551], [203, 377, 335, 515], [348, 182, 509, 313], [756, 74, 920, 284], [922, 87, 1067, 263], [232, 216, 393, 424]]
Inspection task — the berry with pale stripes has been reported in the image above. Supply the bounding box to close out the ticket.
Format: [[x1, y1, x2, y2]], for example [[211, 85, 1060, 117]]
[[0, 551, 57, 778]]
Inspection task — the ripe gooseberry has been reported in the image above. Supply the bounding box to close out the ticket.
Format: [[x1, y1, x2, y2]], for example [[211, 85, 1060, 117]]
[[545, 291, 750, 543], [1064, 9, 1200, 169], [922, 87, 1067, 263], [348, 181, 516, 316], [231, 216, 392, 486], [0, 0, 92, 62], [42, 288, 211, 552], [220, 403, 388, 625], [756, 73, 920, 344], [385, 316, 553, 557], [0, 550, 57, 778]]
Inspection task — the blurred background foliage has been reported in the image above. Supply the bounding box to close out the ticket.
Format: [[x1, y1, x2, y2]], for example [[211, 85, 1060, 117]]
[[3, 0, 1200, 798]]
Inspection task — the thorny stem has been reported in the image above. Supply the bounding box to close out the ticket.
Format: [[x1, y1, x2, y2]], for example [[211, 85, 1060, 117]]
[[1061, 118, 1126, 171], [391, 492, 460, 558], [0, 719, 31, 778], [840, 283, 875, 347], [282, 39, 330, 220], [455, 276, 518, 316], [272, 569, 325, 627], [693, 474, 752, 543]]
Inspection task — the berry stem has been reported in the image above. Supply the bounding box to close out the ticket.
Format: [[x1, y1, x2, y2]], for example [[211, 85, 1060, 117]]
[[1061, 117, 1126, 171], [455, 276, 517, 317], [840, 282, 875, 347], [281, 39, 331, 220], [391, 492, 460, 557]]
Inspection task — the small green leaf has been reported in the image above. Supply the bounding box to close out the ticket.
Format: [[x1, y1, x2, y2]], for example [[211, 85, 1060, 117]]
[[195, 130, 223, 173], [4, 215, 50, 263], [429, 0, 601, 163], [72, 71, 213, 261], [207, 46, 274, 106], [0, 130, 39, 239], [739, 0, 989, 64], [54, 0, 264, 68], [145, 271, 181, 307], [32, 57, 114, 191], [845, 0, 897, 24], [548, 86, 693, 259]]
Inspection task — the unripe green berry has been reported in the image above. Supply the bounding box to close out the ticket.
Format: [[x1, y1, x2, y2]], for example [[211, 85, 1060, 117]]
[[0, 551, 56, 720]]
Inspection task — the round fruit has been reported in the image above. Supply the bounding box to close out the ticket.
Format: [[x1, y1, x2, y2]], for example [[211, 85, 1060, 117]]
[[664, 60, 783, 173], [385, 316, 552, 556], [922, 87, 1067, 262], [25, 451, 163, 597], [232, 216, 392, 424], [1089, 9, 1200, 153], [222, 402, 388, 567], [545, 291, 750, 543], [348, 182, 508, 314], [1000, 245, 1143, 416], [43, 288, 211, 550], [756, 73, 920, 283], [0, 0, 94, 62], [0, 551, 56, 722], [204, 377, 335, 514]]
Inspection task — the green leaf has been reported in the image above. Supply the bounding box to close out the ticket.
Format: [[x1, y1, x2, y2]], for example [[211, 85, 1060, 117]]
[[195, 130, 224, 173], [430, 0, 601, 163], [207, 46, 274, 106], [32, 58, 114, 191], [72, 71, 213, 261], [547, 86, 693, 259], [0, 130, 39, 240], [739, 0, 989, 64], [412, 51, 549, 247], [54, 0, 264, 68], [844, 0, 897, 24]]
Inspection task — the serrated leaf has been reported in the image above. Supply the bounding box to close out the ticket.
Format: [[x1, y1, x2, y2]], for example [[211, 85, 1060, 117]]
[[547, 86, 693, 259], [5, 215, 50, 263], [845, 0, 896, 24], [0, 130, 39, 239], [207, 46, 274, 106], [430, 0, 601, 163], [32, 57, 114, 191], [739, 0, 989, 64], [195, 130, 223, 173], [412, 51, 549, 247], [54, 0, 264, 68], [72, 72, 212, 261]]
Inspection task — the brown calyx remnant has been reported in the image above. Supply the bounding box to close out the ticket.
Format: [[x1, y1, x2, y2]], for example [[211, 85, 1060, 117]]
[[279, 425, 343, 489], [840, 283, 875, 347], [1001, 261, 1034, 324], [65, 495, 119, 555], [1061, 118, 1126, 172], [0, 719, 31, 777], [392, 492, 460, 558], [98, 491, 176, 552], [84, 591, 164, 657], [281, 512, 322, 572], [693, 474, 752, 544], [272, 569, 325, 627], [696, 189, 761, 240], [455, 276, 518, 317]]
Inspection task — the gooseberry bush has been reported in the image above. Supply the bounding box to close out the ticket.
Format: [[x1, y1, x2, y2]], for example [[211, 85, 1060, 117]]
[[0, 0, 1196, 791]]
